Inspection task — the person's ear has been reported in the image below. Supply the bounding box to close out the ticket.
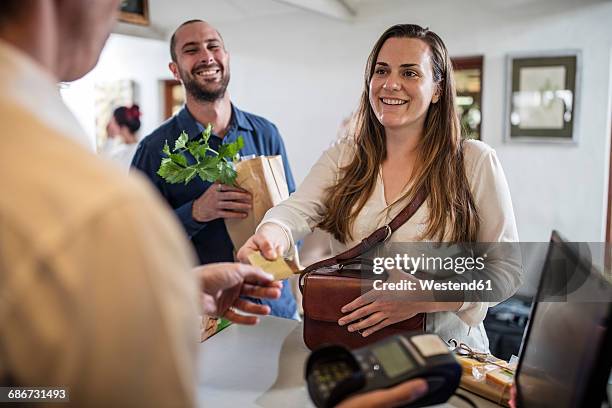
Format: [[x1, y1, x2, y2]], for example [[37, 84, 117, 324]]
[[169, 62, 181, 82]]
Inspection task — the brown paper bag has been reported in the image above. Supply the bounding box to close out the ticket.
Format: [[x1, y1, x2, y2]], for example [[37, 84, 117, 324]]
[[224, 155, 289, 251]]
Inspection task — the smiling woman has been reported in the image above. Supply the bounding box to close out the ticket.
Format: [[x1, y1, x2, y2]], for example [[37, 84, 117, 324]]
[[238, 24, 521, 352], [318, 24, 475, 245], [369, 37, 440, 139]]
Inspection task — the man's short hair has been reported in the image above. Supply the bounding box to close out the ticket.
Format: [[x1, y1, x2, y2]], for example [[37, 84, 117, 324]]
[[169, 19, 224, 63]]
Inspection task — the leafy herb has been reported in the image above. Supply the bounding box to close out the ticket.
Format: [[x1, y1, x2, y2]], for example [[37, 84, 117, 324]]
[[157, 123, 244, 185]]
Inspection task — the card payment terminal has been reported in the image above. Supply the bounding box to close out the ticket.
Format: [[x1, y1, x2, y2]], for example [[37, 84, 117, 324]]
[[306, 332, 461, 408]]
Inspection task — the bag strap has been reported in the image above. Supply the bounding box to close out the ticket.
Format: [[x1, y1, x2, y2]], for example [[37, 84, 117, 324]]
[[299, 185, 428, 292]]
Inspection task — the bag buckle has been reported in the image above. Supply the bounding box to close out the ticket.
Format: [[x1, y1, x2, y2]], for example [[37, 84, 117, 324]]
[[382, 225, 392, 242]]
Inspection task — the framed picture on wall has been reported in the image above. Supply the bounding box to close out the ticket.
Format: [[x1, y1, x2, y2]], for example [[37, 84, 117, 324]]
[[452, 55, 484, 140], [505, 51, 580, 143], [94, 79, 138, 149], [118, 0, 149, 26]]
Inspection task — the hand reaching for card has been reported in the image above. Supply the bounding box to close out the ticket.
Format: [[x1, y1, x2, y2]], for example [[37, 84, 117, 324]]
[[197, 263, 282, 325]]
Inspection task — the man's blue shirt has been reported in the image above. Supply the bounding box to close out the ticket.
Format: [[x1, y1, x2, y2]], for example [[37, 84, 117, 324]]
[[131, 104, 297, 318]]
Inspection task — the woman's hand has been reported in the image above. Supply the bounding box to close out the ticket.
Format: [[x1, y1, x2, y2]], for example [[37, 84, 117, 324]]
[[237, 223, 289, 263], [338, 271, 461, 337], [198, 262, 282, 325]]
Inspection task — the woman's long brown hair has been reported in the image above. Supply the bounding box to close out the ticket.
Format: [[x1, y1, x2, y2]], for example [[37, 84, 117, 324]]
[[319, 24, 479, 244]]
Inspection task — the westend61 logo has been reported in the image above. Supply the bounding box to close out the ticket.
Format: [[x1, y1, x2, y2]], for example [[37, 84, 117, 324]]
[[372, 253, 487, 275]]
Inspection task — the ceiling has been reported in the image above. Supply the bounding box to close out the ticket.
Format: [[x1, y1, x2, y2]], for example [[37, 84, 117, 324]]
[[113, 0, 610, 40], [114, 0, 370, 40]]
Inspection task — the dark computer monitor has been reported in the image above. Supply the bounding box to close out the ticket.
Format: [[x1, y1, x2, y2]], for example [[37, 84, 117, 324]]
[[515, 231, 612, 408]]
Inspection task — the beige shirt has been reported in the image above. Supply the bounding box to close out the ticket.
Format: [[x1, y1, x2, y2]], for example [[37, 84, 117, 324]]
[[0, 40, 200, 407], [262, 138, 521, 351]]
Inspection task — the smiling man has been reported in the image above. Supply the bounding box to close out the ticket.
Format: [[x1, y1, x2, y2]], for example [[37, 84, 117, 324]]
[[131, 20, 298, 319]]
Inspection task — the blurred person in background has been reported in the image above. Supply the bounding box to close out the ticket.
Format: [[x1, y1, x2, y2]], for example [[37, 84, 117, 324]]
[[100, 104, 141, 171]]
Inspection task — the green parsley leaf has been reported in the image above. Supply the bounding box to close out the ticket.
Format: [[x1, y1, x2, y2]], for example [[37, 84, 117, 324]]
[[202, 124, 212, 144], [162, 141, 171, 156], [157, 158, 193, 184], [218, 136, 244, 160], [187, 140, 207, 161], [157, 125, 244, 186], [184, 167, 198, 184], [217, 161, 237, 185], [169, 153, 188, 167], [174, 131, 189, 150]]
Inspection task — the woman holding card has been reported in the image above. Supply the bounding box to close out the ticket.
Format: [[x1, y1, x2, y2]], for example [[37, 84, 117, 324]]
[[238, 24, 521, 351]]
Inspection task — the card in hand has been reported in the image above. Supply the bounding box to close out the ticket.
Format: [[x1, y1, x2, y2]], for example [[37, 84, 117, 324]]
[[247, 252, 295, 280]]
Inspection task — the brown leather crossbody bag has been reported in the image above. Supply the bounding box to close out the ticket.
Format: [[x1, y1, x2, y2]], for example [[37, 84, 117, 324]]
[[299, 187, 428, 350]]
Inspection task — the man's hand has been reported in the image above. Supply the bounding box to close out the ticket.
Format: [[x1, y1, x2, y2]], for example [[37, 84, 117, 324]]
[[192, 183, 252, 222], [197, 263, 282, 325], [337, 379, 428, 408]]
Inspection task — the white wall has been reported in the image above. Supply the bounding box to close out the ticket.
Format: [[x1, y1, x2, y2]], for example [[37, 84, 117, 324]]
[[217, 0, 612, 242], [62, 0, 612, 243], [61, 34, 174, 146]]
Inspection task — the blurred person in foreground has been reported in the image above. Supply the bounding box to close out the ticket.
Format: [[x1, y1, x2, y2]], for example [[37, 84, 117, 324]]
[[0, 0, 279, 405], [0, 1, 428, 407]]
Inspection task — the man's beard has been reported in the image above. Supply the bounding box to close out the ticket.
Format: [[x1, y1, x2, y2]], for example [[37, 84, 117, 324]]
[[181, 66, 230, 103]]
